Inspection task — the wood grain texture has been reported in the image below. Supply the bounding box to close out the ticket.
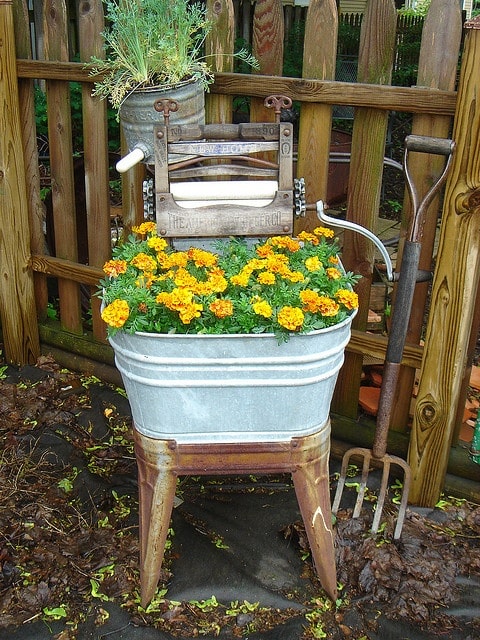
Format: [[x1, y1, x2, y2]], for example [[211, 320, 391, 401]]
[[0, 0, 40, 364], [408, 18, 480, 506], [44, 0, 82, 333], [295, 0, 337, 233], [205, 0, 235, 124], [390, 0, 463, 431], [333, 0, 397, 417], [78, 0, 110, 342]]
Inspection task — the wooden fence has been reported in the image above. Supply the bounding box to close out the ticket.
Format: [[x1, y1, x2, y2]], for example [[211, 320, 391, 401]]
[[1, 0, 480, 506]]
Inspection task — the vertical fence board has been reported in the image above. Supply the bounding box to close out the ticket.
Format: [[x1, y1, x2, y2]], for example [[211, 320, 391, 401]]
[[44, 0, 82, 333], [13, 0, 48, 320], [78, 0, 111, 342], [332, 0, 397, 418], [408, 16, 480, 507], [0, 0, 40, 364], [390, 0, 463, 431], [250, 0, 284, 122], [205, 0, 235, 124], [295, 0, 337, 234]]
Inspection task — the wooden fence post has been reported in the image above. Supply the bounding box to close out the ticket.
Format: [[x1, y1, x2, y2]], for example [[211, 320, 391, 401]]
[[408, 15, 480, 507], [0, 0, 40, 364], [78, 0, 111, 343], [390, 0, 463, 431], [295, 0, 337, 234], [250, 0, 284, 122], [205, 0, 235, 124], [332, 0, 397, 418]]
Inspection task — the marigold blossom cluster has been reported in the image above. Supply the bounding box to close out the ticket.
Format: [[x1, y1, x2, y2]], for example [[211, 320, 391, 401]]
[[99, 222, 360, 339]]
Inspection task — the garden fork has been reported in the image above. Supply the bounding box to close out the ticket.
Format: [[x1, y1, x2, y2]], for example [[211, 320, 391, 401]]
[[320, 134, 455, 539]]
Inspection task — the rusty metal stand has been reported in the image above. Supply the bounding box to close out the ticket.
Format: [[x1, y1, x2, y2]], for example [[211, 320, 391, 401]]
[[134, 424, 337, 608]]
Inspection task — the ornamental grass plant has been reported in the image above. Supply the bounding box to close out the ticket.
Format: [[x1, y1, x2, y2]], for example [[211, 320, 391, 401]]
[[99, 222, 360, 341]]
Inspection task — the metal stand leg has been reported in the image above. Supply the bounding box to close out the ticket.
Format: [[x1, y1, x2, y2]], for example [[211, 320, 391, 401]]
[[134, 424, 337, 607]]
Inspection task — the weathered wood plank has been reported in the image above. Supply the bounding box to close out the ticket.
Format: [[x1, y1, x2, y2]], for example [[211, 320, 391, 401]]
[[0, 0, 40, 364], [250, 0, 284, 123], [408, 16, 480, 507], [43, 0, 82, 333], [333, 0, 397, 418], [205, 0, 235, 124], [78, 0, 110, 342], [295, 0, 337, 234], [13, 0, 49, 320], [390, 0, 463, 431], [15, 61, 458, 115]]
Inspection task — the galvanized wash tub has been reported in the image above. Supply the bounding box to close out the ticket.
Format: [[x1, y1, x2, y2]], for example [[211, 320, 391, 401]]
[[109, 313, 355, 443]]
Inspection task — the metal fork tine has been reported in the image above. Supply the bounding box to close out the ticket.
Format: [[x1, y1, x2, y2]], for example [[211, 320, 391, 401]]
[[352, 451, 372, 518], [393, 458, 412, 540], [371, 457, 391, 533]]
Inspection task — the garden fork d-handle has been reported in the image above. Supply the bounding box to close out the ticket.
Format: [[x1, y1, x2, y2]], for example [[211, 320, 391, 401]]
[[404, 135, 455, 242]]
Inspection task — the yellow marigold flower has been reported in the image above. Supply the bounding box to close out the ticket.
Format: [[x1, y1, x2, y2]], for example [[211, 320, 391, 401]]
[[297, 231, 319, 246], [130, 252, 157, 273], [132, 221, 157, 236], [335, 289, 359, 310], [328, 255, 339, 265], [281, 269, 304, 283], [188, 247, 218, 268], [326, 267, 342, 280], [206, 272, 228, 293], [317, 296, 340, 317], [265, 254, 289, 273], [252, 299, 273, 318], [277, 306, 304, 331], [313, 226, 335, 239], [305, 256, 322, 272], [230, 270, 251, 287], [103, 259, 127, 277], [179, 302, 203, 324], [156, 288, 194, 311], [174, 267, 198, 289], [101, 299, 129, 328], [209, 298, 234, 318], [148, 236, 168, 252], [257, 271, 276, 285], [166, 252, 189, 268]]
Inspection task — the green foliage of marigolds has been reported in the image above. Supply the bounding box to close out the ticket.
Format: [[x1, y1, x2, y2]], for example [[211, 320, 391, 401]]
[[99, 223, 360, 341]]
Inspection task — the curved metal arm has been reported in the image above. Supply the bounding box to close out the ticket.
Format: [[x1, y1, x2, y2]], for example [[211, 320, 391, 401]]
[[316, 201, 394, 282]]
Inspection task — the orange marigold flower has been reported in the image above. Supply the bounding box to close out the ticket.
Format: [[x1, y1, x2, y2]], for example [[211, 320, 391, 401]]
[[130, 252, 157, 273], [277, 306, 304, 331], [335, 289, 359, 310], [209, 298, 234, 318], [103, 259, 128, 277], [188, 247, 218, 268], [132, 221, 157, 236], [326, 267, 342, 280], [256, 244, 274, 258], [101, 299, 129, 328], [270, 236, 301, 252], [328, 255, 339, 265], [297, 231, 319, 246], [313, 226, 335, 239]]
